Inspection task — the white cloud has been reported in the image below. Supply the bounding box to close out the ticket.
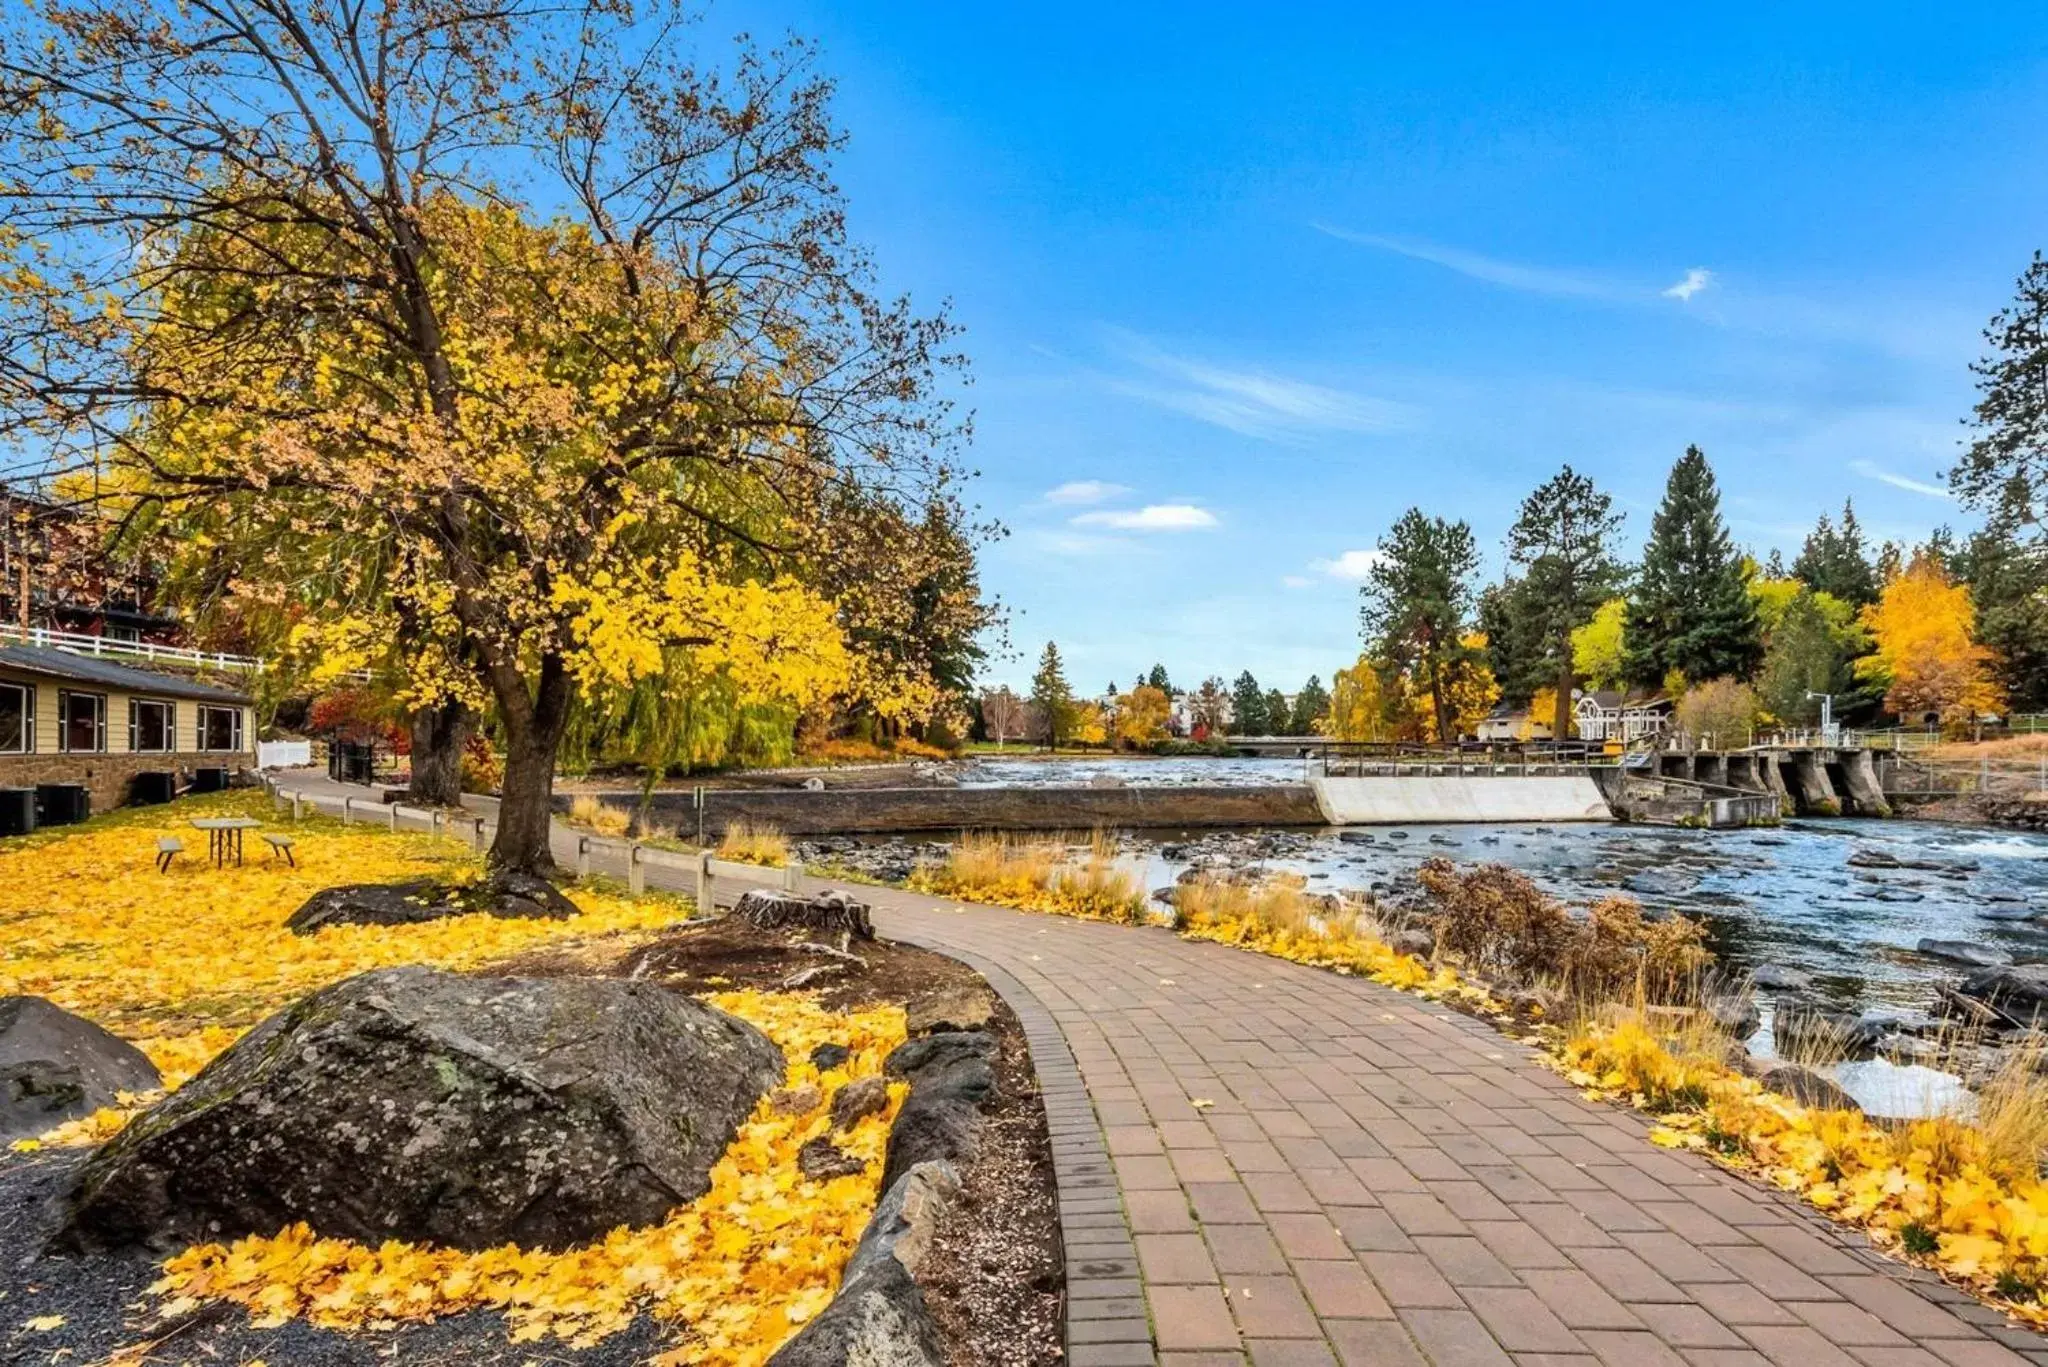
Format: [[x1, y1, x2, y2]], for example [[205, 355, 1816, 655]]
[[1105, 334, 1417, 442], [1072, 503, 1220, 531], [1311, 549, 1384, 580], [1663, 268, 1714, 301], [1851, 458, 1952, 500], [1043, 479, 1130, 506]]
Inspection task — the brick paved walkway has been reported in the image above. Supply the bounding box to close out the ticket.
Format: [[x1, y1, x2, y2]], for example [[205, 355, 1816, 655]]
[[830, 880, 2048, 1367], [262, 778, 2048, 1367]]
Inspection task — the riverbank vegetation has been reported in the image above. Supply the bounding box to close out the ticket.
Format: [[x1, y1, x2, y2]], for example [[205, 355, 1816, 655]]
[[907, 831, 1150, 922], [1565, 1012, 2048, 1326], [716, 820, 793, 869]]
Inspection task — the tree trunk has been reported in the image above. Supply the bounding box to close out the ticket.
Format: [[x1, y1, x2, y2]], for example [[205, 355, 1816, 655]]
[[1554, 659, 1575, 743], [1428, 658, 1451, 745], [408, 700, 472, 807], [488, 660, 573, 875]]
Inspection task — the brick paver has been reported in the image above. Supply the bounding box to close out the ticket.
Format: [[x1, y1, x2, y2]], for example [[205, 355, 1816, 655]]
[[825, 878, 2048, 1367], [265, 780, 2048, 1367]]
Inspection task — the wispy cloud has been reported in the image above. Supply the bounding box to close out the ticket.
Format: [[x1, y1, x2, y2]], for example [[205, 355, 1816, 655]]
[[1073, 503, 1220, 531], [1311, 549, 1384, 580], [1664, 268, 1713, 301], [1106, 335, 1417, 442], [1851, 459, 1952, 500], [1043, 479, 1130, 506], [1317, 225, 1627, 300], [1281, 574, 1314, 589]]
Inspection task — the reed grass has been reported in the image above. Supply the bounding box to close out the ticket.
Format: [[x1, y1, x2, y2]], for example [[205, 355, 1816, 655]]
[[716, 818, 791, 868], [908, 830, 1149, 923], [566, 794, 631, 837]]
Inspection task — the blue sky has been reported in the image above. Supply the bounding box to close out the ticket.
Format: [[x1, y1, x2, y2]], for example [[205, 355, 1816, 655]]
[[715, 2, 2048, 695]]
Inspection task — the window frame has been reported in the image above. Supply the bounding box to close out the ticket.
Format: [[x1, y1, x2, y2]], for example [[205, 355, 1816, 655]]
[[197, 703, 243, 754], [58, 689, 107, 754], [128, 696, 176, 754], [0, 680, 33, 756]]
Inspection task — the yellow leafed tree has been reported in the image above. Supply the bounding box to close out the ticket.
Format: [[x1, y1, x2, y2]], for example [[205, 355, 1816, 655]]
[[1113, 686, 1171, 749], [1858, 553, 2003, 729], [1324, 655, 1389, 742]]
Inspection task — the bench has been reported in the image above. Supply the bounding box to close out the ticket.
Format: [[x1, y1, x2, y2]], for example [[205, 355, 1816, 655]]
[[261, 833, 296, 867], [155, 837, 182, 873]]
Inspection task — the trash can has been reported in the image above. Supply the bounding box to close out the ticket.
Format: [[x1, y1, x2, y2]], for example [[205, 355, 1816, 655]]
[[35, 783, 90, 826], [0, 787, 34, 836]]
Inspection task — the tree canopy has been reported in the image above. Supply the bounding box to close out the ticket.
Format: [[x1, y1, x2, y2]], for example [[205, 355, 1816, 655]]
[[1792, 502, 1879, 607], [0, 0, 979, 872], [1506, 467, 1627, 740], [1360, 508, 1479, 743]]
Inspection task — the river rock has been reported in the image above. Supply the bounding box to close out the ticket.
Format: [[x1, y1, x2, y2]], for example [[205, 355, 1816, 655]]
[[1847, 849, 1902, 869], [1706, 996, 1761, 1040], [768, 1162, 957, 1367], [1977, 906, 2043, 922], [1, 997, 161, 1141], [1917, 939, 2013, 968], [1390, 927, 1435, 959], [1772, 998, 1881, 1062], [62, 967, 784, 1252], [1867, 887, 1926, 903], [1952, 964, 2048, 1028], [1759, 1064, 1859, 1112], [1750, 964, 1813, 992]]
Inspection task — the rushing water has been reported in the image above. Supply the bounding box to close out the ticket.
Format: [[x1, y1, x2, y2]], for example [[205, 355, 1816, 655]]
[[940, 756, 2048, 1114]]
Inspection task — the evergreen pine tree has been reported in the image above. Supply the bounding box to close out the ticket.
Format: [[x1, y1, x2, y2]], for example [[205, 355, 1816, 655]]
[[1792, 501, 1878, 605], [1292, 676, 1331, 734], [1264, 687, 1292, 736], [1229, 671, 1269, 735], [1623, 446, 1762, 687], [1359, 507, 1481, 743], [1146, 663, 1174, 695], [1763, 548, 1787, 578], [1029, 641, 1076, 750], [1506, 466, 1628, 740], [1477, 578, 1544, 705]]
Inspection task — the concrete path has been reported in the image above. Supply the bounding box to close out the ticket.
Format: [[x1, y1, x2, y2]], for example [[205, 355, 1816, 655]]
[[263, 776, 2048, 1366]]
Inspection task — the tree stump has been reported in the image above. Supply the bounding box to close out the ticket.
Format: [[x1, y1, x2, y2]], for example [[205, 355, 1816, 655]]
[[733, 888, 876, 941]]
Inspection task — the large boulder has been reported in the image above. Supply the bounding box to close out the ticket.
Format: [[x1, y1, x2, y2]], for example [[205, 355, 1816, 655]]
[[1953, 963, 2048, 1028], [284, 872, 577, 935], [62, 967, 784, 1252], [1, 998, 160, 1140]]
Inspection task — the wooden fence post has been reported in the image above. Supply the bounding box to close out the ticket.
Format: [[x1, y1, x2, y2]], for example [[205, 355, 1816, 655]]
[[576, 836, 590, 880], [697, 850, 709, 913], [628, 844, 644, 897]]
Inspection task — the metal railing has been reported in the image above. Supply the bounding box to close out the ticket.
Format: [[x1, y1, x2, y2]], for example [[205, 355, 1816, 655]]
[[1316, 741, 1614, 778], [0, 622, 267, 673]]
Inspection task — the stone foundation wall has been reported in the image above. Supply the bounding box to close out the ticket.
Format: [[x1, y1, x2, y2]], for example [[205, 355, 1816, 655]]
[[0, 753, 249, 818]]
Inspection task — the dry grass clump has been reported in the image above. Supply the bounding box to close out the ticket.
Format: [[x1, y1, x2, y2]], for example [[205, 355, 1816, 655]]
[[717, 818, 791, 868], [567, 794, 631, 837], [1172, 873, 1449, 996], [908, 830, 1148, 923], [1417, 858, 1709, 1006]]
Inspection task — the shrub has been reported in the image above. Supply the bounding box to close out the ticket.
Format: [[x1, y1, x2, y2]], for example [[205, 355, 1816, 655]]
[[1416, 859, 1710, 1006]]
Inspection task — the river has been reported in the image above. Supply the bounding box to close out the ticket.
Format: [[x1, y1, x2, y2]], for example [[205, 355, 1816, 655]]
[[946, 755, 2048, 1114]]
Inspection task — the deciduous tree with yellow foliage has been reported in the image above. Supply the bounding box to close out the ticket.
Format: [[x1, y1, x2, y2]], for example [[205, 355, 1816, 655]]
[[1858, 554, 2003, 730], [0, 1, 974, 882]]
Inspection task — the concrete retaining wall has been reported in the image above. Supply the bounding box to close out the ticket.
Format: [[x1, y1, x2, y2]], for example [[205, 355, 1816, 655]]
[[586, 784, 1328, 836], [1309, 775, 1612, 824]]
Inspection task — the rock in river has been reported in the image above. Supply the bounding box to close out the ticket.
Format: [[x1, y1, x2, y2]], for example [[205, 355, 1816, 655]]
[[1771, 997, 1881, 1062], [1750, 964, 1813, 992], [62, 967, 784, 1252], [1950, 964, 2048, 1029], [1, 997, 160, 1141], [1916, 939, 2014, 969]]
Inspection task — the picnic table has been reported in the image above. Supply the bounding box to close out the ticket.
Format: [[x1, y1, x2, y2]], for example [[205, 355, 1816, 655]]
[[190, 816, 264, 869]]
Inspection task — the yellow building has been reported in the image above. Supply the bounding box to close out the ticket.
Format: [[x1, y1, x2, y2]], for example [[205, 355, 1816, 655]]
[[0, 645, 256, 815]]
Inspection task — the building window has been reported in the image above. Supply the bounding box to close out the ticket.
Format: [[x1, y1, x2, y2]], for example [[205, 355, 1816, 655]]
[[0, 682, 31, 755], [129, 697, 174, 754], [198, 704, 242, 752], [59, 690, 106, 753]]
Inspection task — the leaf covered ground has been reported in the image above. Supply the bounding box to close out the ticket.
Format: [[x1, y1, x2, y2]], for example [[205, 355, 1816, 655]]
[[0, 793, 908, 1364]]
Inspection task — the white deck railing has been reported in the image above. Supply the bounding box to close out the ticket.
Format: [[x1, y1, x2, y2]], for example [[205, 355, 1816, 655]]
[[0, 623, 267, 673]]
